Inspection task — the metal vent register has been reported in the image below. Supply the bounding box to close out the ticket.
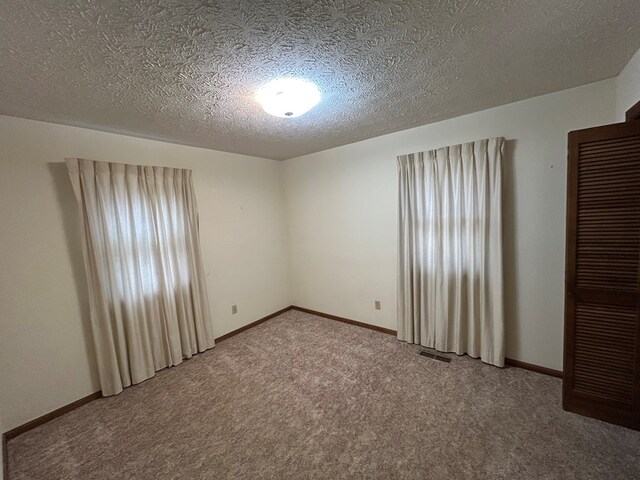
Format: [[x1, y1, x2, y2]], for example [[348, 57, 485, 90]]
[[419, 349, 452, 363]]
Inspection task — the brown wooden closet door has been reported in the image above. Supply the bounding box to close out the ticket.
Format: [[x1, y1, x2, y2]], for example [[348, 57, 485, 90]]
[[564, 121, 640, 430]]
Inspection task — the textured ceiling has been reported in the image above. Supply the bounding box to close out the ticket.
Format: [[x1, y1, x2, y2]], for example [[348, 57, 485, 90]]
[[1, 1, 639, 160]]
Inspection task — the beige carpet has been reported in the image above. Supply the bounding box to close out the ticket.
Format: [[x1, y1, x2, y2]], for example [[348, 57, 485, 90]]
[[7, 310, 640, 479]]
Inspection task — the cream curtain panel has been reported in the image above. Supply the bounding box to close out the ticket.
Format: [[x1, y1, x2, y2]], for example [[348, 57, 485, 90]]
[[67, 159, 215, 396], [397, 138, 504, 366]]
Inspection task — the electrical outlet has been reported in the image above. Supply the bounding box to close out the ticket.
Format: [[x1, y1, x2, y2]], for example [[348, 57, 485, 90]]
[[232, 305, 237, 314], [375, 300, 381, 310]]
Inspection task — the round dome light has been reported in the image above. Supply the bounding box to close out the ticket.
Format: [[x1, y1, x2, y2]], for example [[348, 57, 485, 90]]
[[255, 78, 321, 118]]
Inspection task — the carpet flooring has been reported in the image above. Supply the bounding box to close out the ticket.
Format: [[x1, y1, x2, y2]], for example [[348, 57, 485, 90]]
[[7, 310, 640, 479]]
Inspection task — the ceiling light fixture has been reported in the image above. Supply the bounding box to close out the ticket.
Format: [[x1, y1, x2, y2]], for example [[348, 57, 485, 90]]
[[256, 78, 321, 118]]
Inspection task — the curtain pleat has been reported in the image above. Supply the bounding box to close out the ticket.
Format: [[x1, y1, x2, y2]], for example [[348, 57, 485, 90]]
[[67, 158, 215, 395], [397, 138, 504, 366]]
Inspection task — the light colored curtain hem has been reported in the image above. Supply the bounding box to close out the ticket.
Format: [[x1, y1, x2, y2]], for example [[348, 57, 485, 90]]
[[105, 343, 216, 396]]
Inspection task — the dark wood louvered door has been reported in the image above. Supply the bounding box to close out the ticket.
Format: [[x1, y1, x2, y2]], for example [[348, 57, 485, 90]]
[[564, 120, 640, 430]]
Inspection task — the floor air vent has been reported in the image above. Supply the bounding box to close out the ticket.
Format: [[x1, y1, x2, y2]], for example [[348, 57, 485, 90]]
[[419, 350, 452, 363]]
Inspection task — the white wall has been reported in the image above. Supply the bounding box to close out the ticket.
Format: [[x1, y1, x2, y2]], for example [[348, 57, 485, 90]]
[[616, 47, 640, 120], [0, 116, 290, 432], [284, 79, 617, 372]]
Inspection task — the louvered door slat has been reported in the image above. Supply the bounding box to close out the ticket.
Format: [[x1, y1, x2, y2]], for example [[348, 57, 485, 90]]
[[579, 159, 640, 172], [575, 135, 640, 293], [580, 148, 640, 160], [564, 121, 640, 430]]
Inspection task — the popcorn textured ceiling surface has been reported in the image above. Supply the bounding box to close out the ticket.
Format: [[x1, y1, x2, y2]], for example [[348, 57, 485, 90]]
[[1, 0, 639, 160]]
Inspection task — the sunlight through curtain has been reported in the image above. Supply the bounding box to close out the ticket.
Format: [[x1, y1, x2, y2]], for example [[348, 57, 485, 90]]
[[67, 158, 214, 395], [397, 138, 504, 366]]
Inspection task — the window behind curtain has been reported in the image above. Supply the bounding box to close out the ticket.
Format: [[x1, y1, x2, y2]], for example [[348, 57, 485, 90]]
[[67, 158, 215, 396]]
